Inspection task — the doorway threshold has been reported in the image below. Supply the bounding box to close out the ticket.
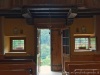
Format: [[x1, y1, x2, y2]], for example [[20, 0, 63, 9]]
[[39, 66, 62, 75]]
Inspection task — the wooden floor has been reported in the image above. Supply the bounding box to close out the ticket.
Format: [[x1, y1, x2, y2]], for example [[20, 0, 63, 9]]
[[39, 66, 62, 75]]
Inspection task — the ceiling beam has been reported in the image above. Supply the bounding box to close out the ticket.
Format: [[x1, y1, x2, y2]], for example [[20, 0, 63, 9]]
[[0, 6, 100, 18]]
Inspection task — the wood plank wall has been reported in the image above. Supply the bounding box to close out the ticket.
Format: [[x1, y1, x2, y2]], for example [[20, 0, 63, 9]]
[[70, 16, 100, 61], [86, 0, 100, 8], [70, 55, 100, 61], [1, 18, 36, 56], [34, 18, 66, 28], [0, 0, 100, 9]]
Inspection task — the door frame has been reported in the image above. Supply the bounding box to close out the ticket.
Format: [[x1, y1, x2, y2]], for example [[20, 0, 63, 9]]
[[36, 28, 41, 75]]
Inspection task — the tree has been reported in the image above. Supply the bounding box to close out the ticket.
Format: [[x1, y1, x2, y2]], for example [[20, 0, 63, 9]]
[[40, 29, 51, 66]]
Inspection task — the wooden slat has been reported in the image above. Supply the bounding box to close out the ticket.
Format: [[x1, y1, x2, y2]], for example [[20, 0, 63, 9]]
[[0, 70, 29, 75], [23, 0, 49, 5], [68, 64, 100, 75], [65, 61, 100, 72], [0, 59, 33, 62], [11, 0, 23, 8], [0, 62, 35, 75], [0, 0, 12, 9], [0, 0, 98, 9], [85, 0, 100, 8], [0, 63, 34, 70], [0, 0, 100, 9]]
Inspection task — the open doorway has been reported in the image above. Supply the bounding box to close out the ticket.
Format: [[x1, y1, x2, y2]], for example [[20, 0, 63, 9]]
[[40, 29, 51, 72], [37, 29, 51, 74], [37, 29, 62, 75]]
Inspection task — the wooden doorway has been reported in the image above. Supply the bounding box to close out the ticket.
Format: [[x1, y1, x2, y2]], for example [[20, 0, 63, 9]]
[[37, 28, 62, 75], [37, 29, 51, 74]]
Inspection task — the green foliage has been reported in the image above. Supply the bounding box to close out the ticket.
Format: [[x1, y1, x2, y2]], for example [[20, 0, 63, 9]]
[[41, 44, 50, 59], [41, 55, 51, 66], [40, 29, 51, 66], [40, 29, 50, 45]]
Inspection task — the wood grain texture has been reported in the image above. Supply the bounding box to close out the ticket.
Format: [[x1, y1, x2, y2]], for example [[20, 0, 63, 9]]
[[65, 61, 100, 72], [51, 29, 62, 71], [96, 16, 100, 52], [68, 63, 100, 75], [0, 0, 100, 9]]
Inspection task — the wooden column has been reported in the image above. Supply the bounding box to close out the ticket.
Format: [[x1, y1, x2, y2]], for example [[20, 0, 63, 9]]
[[0, 17, 4, 58], [96, 15, 100, 52]]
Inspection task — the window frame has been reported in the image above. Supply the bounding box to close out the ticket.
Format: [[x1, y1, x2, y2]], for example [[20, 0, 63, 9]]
[[74, 36, 96, 51], [89, 37, 97, 51], [10, 37, 26, 52]]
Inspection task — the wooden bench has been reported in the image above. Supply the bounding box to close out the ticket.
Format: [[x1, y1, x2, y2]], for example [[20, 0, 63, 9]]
[[68, 63, 100, 75], [65, 61, 100, 72], [0, 59, 35, 75]]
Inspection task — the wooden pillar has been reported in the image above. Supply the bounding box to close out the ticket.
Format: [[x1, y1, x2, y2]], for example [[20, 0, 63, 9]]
[[0, 17, 4, 58], [96, 15, 100, 52]]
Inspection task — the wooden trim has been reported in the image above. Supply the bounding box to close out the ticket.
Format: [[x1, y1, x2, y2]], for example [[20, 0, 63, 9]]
[[0, 59, 33, 63], [51, 64, 62, 71]]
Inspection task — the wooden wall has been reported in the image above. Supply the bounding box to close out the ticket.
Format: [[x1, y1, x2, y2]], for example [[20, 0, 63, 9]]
[[70, 18, 94, 53], [1, 18, 37, 56], [71, 18, 94, 34], [0, 0, 100, 9], [0, 16, 99, 73], [69, 18, 95, 61], [68, 16, 100, 61], [34, 18, 66, 28]]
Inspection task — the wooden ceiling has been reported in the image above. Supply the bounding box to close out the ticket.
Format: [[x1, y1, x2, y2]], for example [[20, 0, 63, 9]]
[[0, 0, 100, 18], [0, 5, 100, 18], [0, 0, 100, 9]]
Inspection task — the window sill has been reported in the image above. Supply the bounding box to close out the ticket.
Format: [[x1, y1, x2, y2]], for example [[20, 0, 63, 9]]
[[6, 52, 26, 53], [74, 49, 96, 52], [5, 52, 28, 56]]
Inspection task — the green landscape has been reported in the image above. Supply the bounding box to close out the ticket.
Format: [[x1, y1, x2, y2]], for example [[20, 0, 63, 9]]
[[40, 29, 51, 66]]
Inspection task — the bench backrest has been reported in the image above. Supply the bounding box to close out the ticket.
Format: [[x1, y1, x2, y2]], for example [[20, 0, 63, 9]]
[[68, 63, 100, 75], [65, 61, 100, 71], [0, 62, 35, 75]]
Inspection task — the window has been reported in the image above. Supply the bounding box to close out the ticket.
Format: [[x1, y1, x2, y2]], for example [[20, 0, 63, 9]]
[[10, 37, 26, 52], [90, 37, 96, 50], [75, 37, 96, 51], [62, 29, 70, 54]]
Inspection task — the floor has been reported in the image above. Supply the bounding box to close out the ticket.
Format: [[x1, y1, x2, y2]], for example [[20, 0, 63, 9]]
[[39, 66, 62, 75]]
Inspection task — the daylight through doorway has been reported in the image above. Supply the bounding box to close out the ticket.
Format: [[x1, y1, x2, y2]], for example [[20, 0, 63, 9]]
[[40, 29, 51, 73]]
